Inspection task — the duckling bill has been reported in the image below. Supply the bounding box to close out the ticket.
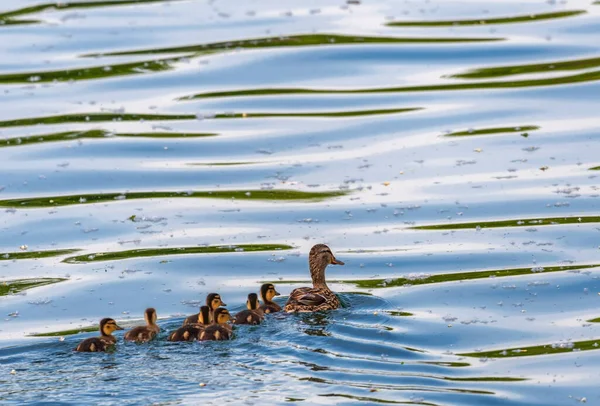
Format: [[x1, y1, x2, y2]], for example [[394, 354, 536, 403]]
[[168, 306, 211, 342], [234, 293, 264, 325], [75, 318, 123, 352], [124, 308, 159, 343], [259, 283, 281, 314], [199, 308, 232, 341]]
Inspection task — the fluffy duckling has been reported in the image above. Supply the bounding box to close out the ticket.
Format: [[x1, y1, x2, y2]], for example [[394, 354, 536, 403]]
[[124, 308, 160, 343], [233, 293, 264, 325], [259, 283, 281, 314], [74, 318, 123, 352], [199, 308, 232, 341], [168, 306, 211, 342], [183, 293, 226, 326], [284, 244, 344, 313]]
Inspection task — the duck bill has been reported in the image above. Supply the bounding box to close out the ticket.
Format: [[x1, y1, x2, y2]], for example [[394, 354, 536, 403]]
[[115, 325, 125, 330], [274, 291, 281, 296], [331, 257, 345, 266], [220, 302, 228, 307]]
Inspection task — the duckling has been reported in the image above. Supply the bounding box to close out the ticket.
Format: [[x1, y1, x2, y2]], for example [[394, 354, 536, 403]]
[[259, 283, 281, 314], [199, 308, 232, 341], [74, 318, 123, 352], [124, 308, 160, 343], [168, 306, 211, 342], [284, 244, 345, 313], [233, 293, 264, 325], [183, 293, 226, 326]]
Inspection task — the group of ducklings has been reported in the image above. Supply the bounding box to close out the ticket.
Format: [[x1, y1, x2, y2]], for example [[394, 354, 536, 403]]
[[75, 244, 344, 352]]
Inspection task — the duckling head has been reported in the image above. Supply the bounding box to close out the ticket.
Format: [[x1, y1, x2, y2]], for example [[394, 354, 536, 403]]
[[246, 293, 260, 310], [144, 308, 158, 326], [100, 318, 124, 336], [309, 244, 344, 288], [260, 283, 281, 302], [206, 293, 227, 310], [198, 305, 211, 325], [213, 308, 231, 325]]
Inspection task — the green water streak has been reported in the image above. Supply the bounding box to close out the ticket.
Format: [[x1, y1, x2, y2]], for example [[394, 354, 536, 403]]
[[0, 189, 348, 209], [0, 56, 195, 84], [1, 130, 216, 148], [453, 56, 600, 79], [271, 263, 599, 289], [590, 166, 600, 170], [0, 249, 79, 260], [188, 162, 255, 167], [460, 338, 600, 358], [63, 243, 293, 264], [0, 113, 196, 129], [183, 69, 600, 99], [412, 216, 600, 230], [0, 18, 38, 25], [446, 125, 539, 137], [0, 0, 180, 20], [386, 10, 585, 26], [387, 311, 414, 317], [30, 326, 98, 337], [0, 278, 67, 296], [319, 394, 438, 405], [189, 108, 422, 117], [89, 33, 503, 57], [343, 263, 599, 289]]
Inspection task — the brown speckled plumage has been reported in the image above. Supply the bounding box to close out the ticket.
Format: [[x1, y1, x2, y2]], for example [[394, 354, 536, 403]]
[[124, 308, 160, 343], [284, 244, 344, 313], [259, 283, 282, 314], [199, 308, 232, 341], [234, 293, 264, 325], [183, 293, 226, 325], [74, 318, 123, 352], [168, 306, 211, 342]]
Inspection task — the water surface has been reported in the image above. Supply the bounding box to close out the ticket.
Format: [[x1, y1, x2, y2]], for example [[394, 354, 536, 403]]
[[1, 0, 600, 404]]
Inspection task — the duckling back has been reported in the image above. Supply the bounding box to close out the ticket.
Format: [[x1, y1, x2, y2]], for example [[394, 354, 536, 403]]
[[168, 325, 204, 342], [259, 302, 281, 314], [233, 309, 263, 325], [124, 325, 159, 343], [74, 336, 116, 352], [199, 324, 232, 341]]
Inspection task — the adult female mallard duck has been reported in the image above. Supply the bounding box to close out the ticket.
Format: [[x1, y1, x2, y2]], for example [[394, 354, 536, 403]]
[[233, 293, 264, 325], [124, 308, 160, 343], [183, 293, 226, 325], [259, 283, 281, 314], [168, 306, 211, 342], [199, 308, 233, 341], [74, 318, 123, 352], [284, 244, 345, 313]]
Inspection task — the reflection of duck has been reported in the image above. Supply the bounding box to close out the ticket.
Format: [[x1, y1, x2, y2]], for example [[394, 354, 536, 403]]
[[200, 308, 233, 341], [124, 308, 160, 343], [168, 306, 211, 342], [284, 244, 344, 313], [259, 283, 281, 314], [183, 293, 226, 325], [74, 318, 123, 352], [234, 293, 264, 325]]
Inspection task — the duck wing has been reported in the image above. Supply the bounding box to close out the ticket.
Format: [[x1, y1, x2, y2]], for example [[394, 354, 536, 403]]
[[287, 287, 327, 306]]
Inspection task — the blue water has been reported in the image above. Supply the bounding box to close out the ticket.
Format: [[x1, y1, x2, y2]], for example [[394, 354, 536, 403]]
[[1, 0, 600, 404]]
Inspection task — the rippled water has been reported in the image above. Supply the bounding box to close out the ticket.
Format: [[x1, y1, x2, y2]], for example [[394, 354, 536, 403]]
[[1, 0, 600, 404]]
